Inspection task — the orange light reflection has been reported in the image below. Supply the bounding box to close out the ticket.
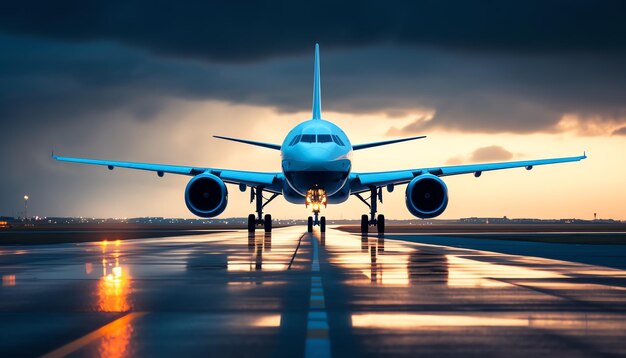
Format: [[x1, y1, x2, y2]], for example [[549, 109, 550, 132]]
[[96, 240, 132, 312], [98, 314, 136, 358], [2, 274, 16, 286], [95, 240, 135, 358], [251, 315, 282, 327]]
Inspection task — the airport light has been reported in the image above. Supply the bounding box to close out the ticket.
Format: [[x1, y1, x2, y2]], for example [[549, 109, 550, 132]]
[[23, 195, 29, 220]]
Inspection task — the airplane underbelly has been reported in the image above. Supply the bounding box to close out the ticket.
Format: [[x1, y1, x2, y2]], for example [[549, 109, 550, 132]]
[[284, 170, 349, 196]]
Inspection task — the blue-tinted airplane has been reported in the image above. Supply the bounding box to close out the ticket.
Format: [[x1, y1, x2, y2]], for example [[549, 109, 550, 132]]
[[55, 44, 586, 234]]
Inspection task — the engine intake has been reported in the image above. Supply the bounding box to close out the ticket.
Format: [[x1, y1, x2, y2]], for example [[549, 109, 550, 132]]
[[405, 174, 448, 219], [184, 174, 228, 217]]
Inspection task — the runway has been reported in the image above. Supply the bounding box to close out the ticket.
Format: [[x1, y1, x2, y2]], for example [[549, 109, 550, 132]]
[[2, 227, 626, 357]]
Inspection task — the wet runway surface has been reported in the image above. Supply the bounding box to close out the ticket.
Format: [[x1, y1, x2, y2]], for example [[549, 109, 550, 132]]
[[388, 234, 626, 270], [2, 227, 626, 357]]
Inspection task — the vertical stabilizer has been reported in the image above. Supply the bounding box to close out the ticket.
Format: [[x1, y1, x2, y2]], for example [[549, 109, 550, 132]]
[[312, 43, 322, 120]]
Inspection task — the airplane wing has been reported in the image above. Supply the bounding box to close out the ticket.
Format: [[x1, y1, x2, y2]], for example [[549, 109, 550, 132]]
[[213, 136, 281, 150], [352, 135, 426, 150], [54, 155, 283, 191], [352, 153, 587, 191]]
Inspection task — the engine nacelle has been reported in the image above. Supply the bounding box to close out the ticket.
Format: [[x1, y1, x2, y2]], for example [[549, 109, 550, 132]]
[[405, 174, 448, 219], [184, 174, 228, 217]]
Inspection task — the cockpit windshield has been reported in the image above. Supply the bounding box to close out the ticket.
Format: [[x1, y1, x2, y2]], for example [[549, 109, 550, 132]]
[[317, 134, 333, 143], [300, 134, 316, 143], [289, 135, 301, 146], [289, 133, 346, 146], [332, 135, 345, 146]]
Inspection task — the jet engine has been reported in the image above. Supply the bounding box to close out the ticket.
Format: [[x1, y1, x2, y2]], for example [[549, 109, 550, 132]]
[[405, 174, 448, 219], [184, 174, 228, 217]]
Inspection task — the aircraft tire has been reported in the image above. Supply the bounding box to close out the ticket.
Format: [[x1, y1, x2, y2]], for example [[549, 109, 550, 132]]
[[361, 214, 368, 234], [307, 216, 313, 233], [320, 216, 326, 232], [264, 214, 272, 233], [248, 214, 256, 233]]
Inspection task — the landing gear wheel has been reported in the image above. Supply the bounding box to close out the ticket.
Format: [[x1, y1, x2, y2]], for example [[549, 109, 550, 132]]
[[248, 214, 256, 233], [361, 214, 368, 234], [320, 216, 326, 233], [377, 214, 385, 235], [264, 214, 272, 233], [307, 216, 313, 233]]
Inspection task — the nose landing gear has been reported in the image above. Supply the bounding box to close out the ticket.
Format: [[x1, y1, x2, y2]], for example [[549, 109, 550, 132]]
[[307, 212, 326, 233], [306, 188, 327, 233], [355, 187, 385, 235]]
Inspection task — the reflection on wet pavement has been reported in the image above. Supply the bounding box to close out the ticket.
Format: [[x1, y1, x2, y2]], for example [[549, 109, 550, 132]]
[[2, 274, 16, 286], [323, 229, 626, 356], [97, 240, 132, 313], [1, 227, 626, 357]]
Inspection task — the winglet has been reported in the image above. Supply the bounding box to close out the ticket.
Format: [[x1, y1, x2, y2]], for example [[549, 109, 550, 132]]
[[583, 150, 587, 159], [312, 43, 322, 120]]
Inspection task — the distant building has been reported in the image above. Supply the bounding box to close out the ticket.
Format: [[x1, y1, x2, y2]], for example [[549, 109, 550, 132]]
[[0, 216, 15, 229], [460, 216, 511, 224]]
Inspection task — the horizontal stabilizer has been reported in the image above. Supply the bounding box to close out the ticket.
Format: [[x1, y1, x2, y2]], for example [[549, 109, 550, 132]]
[[213, 136, 281, 150], [352, 135, 426, 150]]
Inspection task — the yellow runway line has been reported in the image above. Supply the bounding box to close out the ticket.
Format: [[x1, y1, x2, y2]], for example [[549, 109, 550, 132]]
[[41, 312, 147, 358]]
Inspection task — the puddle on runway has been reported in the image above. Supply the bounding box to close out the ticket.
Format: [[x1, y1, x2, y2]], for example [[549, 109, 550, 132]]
[[350, 312, 626, 330]]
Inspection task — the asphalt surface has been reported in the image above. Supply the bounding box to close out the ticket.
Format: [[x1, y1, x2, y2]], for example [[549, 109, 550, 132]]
[[388, 233, 626, 270], [1, 227, 626, 357]]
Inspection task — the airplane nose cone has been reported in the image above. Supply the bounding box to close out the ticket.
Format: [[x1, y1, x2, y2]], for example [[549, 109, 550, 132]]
[[301, 146, 331, 162], [283, 146, 339, 172]]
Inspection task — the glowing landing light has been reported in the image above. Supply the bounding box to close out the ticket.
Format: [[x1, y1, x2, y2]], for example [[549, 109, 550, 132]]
[[305, 188, 327, 213]]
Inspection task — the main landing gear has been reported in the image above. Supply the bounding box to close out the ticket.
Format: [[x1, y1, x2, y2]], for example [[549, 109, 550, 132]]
[[247, 186, 279, 233], [306, 188, 326, 233], [355, 187, 385, 235]]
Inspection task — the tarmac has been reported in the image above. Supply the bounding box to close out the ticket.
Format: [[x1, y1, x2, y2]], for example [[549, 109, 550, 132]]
[[1, 226, 626, 357]]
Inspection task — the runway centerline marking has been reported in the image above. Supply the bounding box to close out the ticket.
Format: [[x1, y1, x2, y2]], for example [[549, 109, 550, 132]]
[[304, 233, 331, 358], [40, 312, 147, 358]]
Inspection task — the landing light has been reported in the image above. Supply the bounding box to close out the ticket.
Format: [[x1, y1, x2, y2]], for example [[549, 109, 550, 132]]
[[305, 188, 327, 213]]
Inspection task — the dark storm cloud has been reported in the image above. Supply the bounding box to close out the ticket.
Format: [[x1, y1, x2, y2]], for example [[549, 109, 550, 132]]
[[2, 1, 626, 218], [613, 127, 626, 136], [2, 34, 626, 136], [1, 1, 626, 62], [2, 0, 626, 135]]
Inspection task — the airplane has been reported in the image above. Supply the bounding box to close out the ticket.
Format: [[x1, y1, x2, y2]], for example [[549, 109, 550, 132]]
[[54, 44, 587, 234]]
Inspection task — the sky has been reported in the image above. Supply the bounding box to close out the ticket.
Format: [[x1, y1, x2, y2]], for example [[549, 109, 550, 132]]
[[1, 1, 625, 220]]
